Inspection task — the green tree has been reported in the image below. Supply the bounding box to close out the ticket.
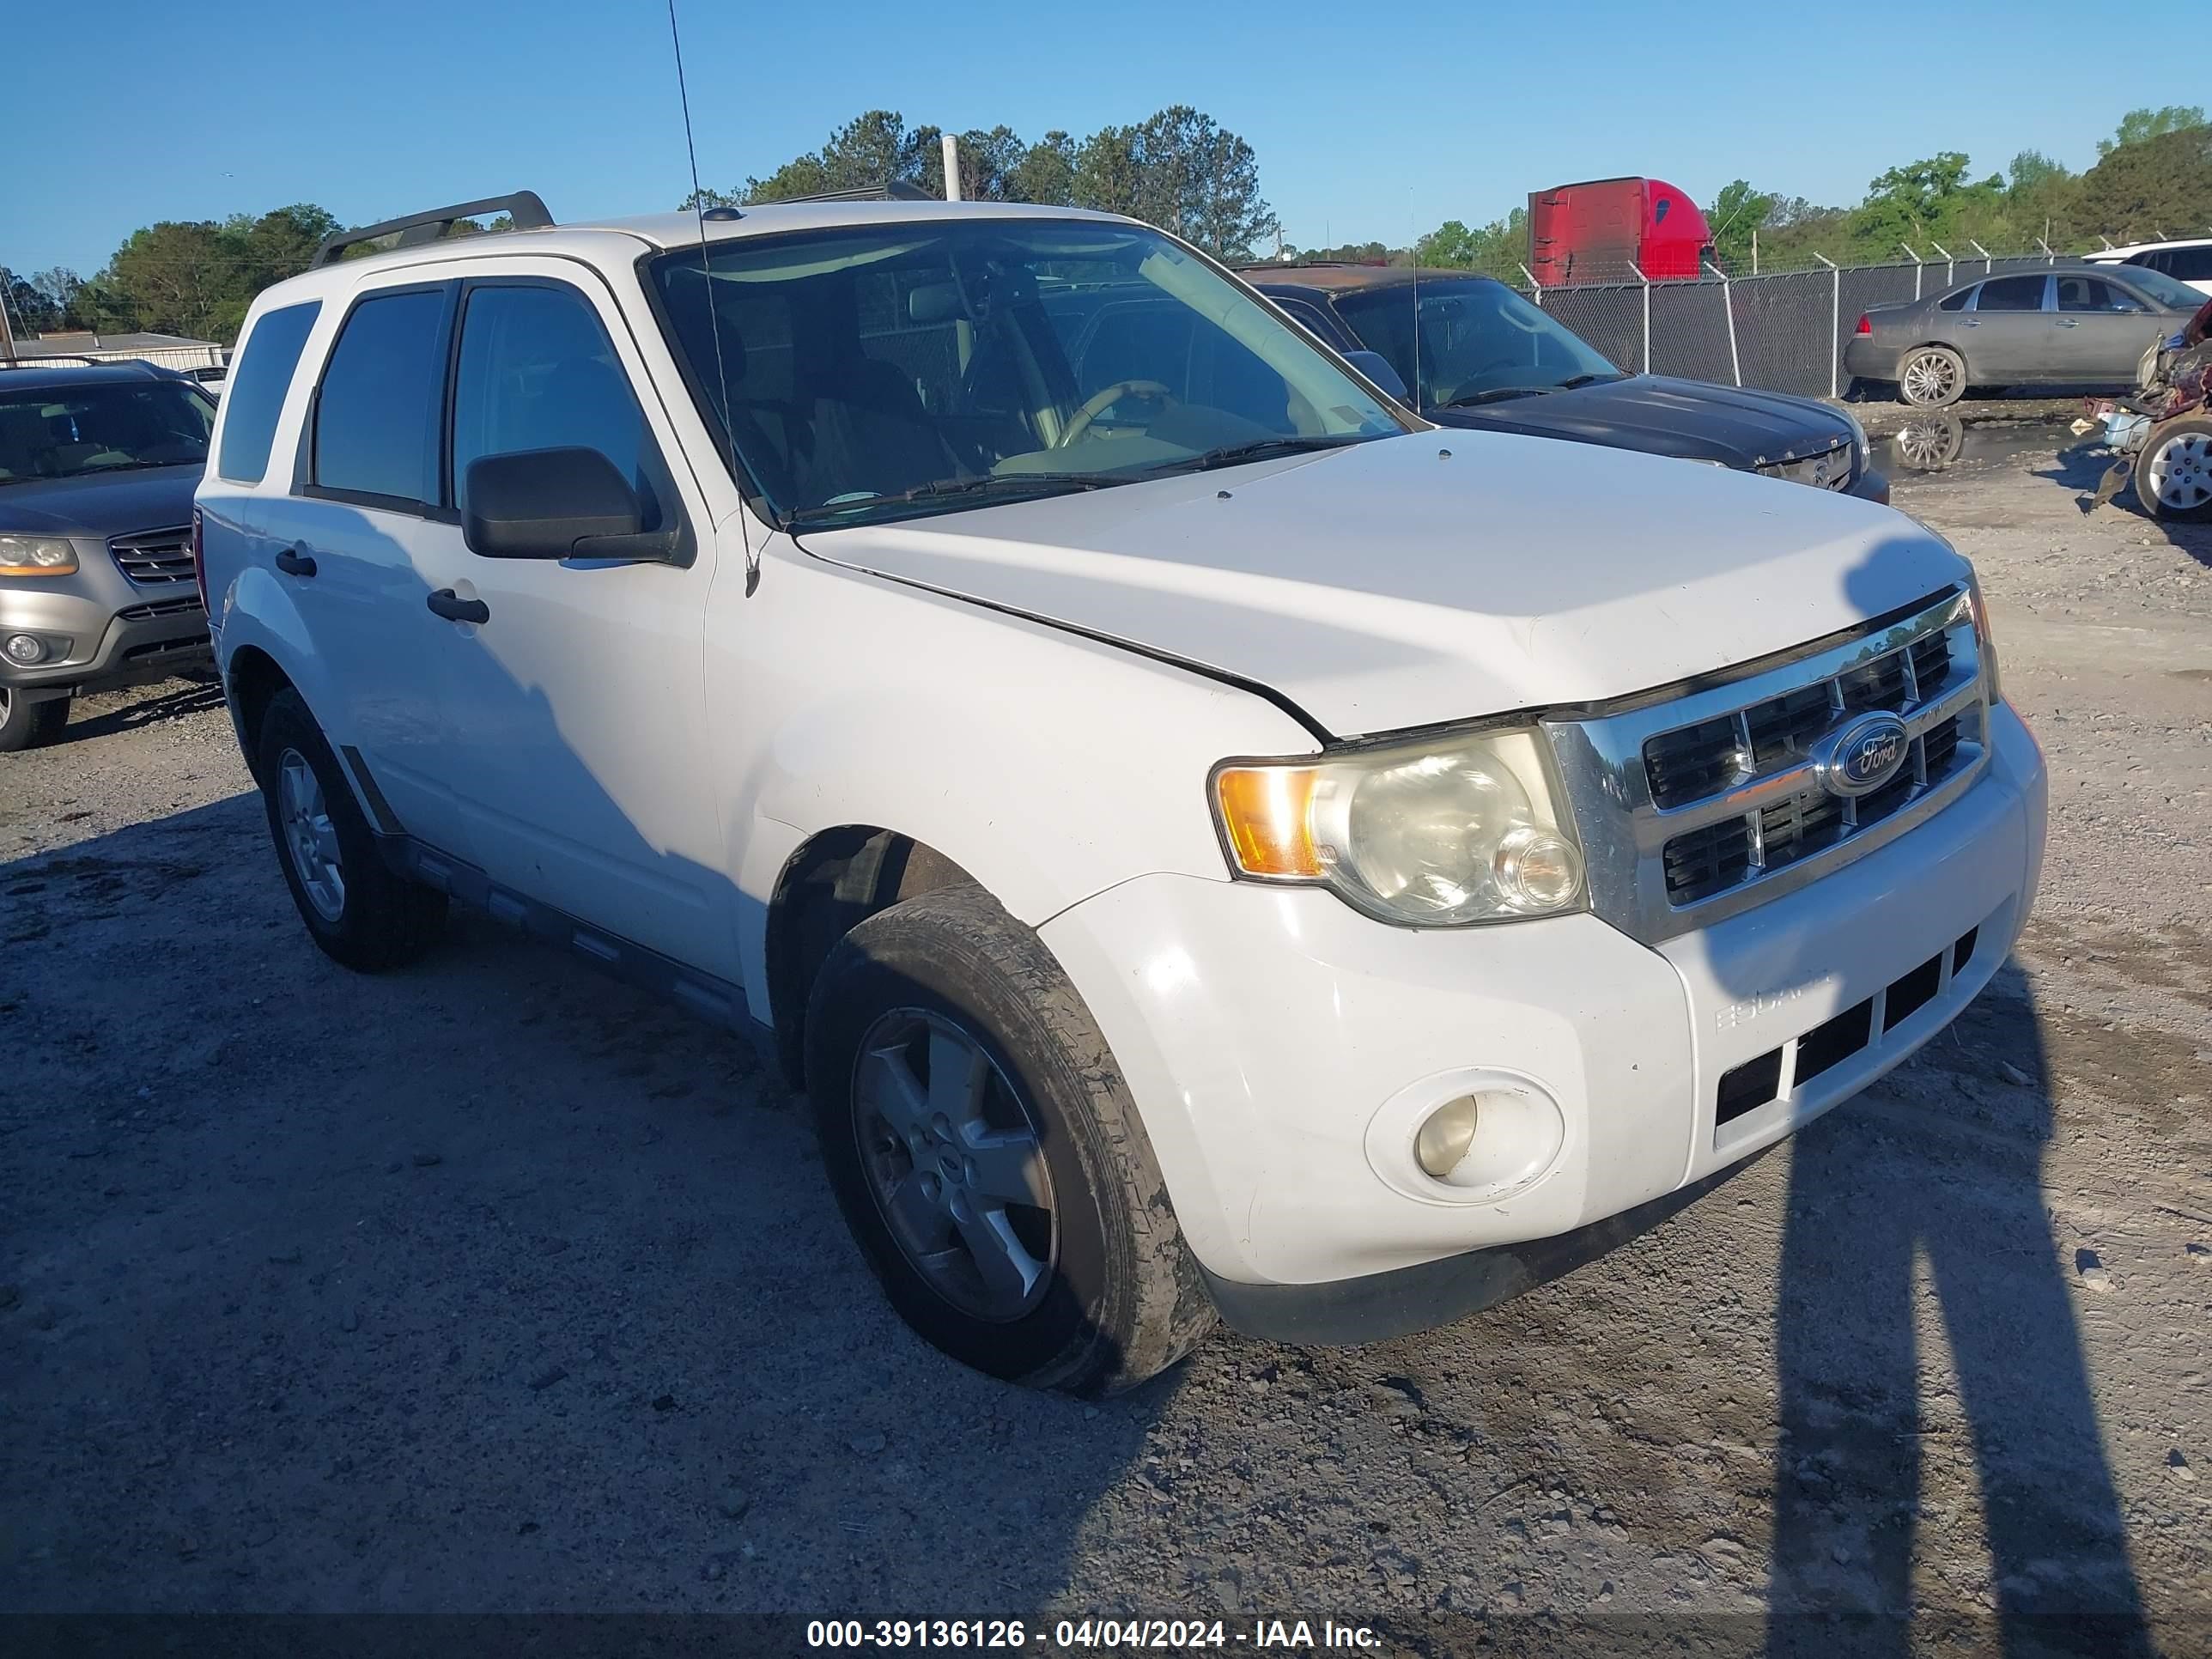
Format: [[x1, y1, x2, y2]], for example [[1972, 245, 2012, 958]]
[[1005, 132, 1078, 205], [1073, 106, 1279, 259], [2097, 105, 2208, 159], [2074, 124, 2212, 241], [1415, 209, 1526, 276], [1705, 179, 1776, 270], [2, 266, 89, 335]]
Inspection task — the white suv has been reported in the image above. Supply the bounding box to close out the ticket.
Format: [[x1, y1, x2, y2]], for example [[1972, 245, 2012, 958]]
[[2087, 237, 2212, 300], [196, 191, 2047, 1392]]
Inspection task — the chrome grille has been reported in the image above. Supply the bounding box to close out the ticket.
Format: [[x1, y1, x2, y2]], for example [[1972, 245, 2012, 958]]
[[108, 526, 195, 586], [1544, 588, 1990, 944], [1757, 441, 1855, 491]]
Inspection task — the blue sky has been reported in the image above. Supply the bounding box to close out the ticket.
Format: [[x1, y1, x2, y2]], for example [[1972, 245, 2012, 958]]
[[6, 0, 2196, 277]]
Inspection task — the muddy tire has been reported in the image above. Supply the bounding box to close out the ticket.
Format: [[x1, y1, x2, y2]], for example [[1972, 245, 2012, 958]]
[[0, 688, 69, 753], [2134, 416, 2212, 521], [1898, 345, 1967, 408], [256, 688, 447, 971], [805, 883, 1215, 1395]]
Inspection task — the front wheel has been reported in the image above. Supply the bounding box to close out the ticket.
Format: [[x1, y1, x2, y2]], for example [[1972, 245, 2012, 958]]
[[805, 884, 1214, 1394], [2135, 416, 2212, 521], [0, 688, 69, 753], [1897, 345, 1966, 407]]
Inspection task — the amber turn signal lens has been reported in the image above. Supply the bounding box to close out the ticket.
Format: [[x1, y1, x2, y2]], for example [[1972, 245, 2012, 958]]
[[1214, 766, 1323, 878]]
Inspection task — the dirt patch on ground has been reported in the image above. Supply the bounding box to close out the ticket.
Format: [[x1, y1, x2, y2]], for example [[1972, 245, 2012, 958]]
[[3, 444, 2209, 1652]]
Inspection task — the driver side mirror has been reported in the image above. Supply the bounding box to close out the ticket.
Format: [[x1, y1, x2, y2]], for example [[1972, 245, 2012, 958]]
[[462, 447, 679, 562], [1344, 349, 1410, 405]]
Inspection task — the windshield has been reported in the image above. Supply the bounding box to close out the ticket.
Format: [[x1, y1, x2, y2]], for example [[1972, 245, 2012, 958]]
[[649, 219, 1406, 526], [1332, 279, 1621, 409], [2118, 263, 2207, 312], [0, 379, 215, 487]]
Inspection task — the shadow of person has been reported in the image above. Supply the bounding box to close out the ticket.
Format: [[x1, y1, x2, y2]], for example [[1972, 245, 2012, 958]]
[[1758, 534, 2153, 1658]]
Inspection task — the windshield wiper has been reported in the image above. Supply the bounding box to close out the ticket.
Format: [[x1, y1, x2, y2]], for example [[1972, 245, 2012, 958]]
[[784, 471, 1120, 526], [1441, 372, 1621, 410], [1140, 435, 1364, 477], [1441, 386, 1553, 408]]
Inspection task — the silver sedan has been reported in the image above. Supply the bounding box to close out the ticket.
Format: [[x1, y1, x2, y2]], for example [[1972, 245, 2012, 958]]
[[1844, 262, 2200, 407]]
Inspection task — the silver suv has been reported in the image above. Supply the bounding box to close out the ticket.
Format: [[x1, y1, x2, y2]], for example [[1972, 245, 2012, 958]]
[[0, 359, 216, 750]]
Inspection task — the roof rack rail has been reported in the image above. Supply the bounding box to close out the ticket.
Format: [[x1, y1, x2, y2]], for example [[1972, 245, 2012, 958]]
[[313, 191, 554, 267], [780, 180, 937, 204], [1, 353, 105, 368]]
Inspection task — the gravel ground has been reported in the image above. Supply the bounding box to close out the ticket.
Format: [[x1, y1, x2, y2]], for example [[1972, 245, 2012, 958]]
[[3, 431, 2209, 1656]]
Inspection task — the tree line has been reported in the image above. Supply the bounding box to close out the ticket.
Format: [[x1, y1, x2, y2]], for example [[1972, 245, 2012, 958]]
[[7, 103, 2206, 349], [683, 106, 1282, 264], [1413, 106, 2212, 280]]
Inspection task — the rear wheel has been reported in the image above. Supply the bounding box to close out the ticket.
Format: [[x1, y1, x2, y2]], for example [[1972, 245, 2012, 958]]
[[805, 883, 1214, 1394], [2135, 416, 2212, 521], [255, 688, 447, 970], [1898, 345, 1966, 408], [0, 688, 68, 753]]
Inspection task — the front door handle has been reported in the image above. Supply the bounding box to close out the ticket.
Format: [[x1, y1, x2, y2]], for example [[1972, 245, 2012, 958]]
[[426, 589, 489, 624], [1960, 319, 1980, 327], [273, 547, 316, 577], [2054, 319, 2079, 327]]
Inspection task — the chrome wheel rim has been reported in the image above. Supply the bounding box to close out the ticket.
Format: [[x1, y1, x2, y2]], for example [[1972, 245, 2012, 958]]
[[851, 1008, 1056, 1322], [0, 686, 11, 726], [277, 749, 345, 922], [2148, 433, 2212, 510], [1900, 351, 1959, 405]]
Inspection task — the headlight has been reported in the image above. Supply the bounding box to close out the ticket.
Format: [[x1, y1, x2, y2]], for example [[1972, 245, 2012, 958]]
[[0, 535, 79, 577], [1964, 573, 2002, 705], [1839, 408, 1869, 473], [1212, 726, 1585, 926]]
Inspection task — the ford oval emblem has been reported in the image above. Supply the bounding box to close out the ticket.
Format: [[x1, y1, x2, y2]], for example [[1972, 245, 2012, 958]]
[[1820, 713, 1911, 798]]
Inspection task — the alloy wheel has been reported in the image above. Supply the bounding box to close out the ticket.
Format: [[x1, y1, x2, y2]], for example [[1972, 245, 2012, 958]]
[[2148, 433, 2212, 513], [850, 1007, 1057, 1322], [1900, 351, 1960, 406], [277, 749, 345, 922]]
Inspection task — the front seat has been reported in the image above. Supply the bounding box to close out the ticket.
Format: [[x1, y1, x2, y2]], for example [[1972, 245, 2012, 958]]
[[792, 351, 958, 507]]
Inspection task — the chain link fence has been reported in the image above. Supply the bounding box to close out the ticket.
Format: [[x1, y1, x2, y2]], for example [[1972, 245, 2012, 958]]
[[1520, 250, 2079, 400]]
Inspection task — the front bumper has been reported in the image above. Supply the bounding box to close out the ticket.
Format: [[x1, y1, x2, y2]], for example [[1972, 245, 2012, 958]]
[[1847, 465, 1891, 505], [1039, 702, 2045, 1309], [0, 580, 209, 698]]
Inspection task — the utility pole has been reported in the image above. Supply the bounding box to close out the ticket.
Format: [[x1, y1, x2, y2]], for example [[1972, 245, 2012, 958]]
[[0, 280, 17, 362], [940, 133, 962, 201]]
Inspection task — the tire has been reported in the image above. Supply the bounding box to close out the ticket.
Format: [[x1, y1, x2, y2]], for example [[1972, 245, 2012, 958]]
[[0, 688, 69, 753], [255, 688, 447, 970], [1897, 344, 1966, 408], [2134, 416, 2212, 521], [805, 883, 1215, 1395]]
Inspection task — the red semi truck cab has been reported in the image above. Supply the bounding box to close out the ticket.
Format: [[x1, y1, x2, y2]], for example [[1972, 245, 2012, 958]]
[[1528, 178, 1711, 286]]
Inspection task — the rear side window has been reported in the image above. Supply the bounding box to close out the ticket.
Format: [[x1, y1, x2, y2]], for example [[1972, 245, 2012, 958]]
[[1975, 275, 2048, 313], [216, 301, 319, 483], [2165, 246, 2212, 282], [313, 288, 450, 508], [449, 283, 665, 528]]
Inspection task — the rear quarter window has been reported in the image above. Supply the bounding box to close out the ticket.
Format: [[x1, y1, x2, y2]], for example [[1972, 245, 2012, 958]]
[[216, 301, 320, 483]]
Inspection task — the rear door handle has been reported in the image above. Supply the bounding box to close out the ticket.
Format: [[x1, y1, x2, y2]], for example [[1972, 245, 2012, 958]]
[[2054, 319, 2079, 327], [273, 547, 316, 577], [426, 589, 489, 624]]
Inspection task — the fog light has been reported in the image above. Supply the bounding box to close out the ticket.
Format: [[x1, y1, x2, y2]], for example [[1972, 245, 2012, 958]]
[[4, 633, 47, 665], [1493, 827, 1583, 912], [1414, 1096, 1479, 1178]]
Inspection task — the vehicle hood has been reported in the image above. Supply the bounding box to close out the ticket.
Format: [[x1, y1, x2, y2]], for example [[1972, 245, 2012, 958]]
[[1428, 375, 1856, 468], [0, 466, 204, 539], [793, 430, 1966, 739]]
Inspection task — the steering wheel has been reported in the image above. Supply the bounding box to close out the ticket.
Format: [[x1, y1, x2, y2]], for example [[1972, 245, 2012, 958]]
[[1057, 380, 1177, 448]]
